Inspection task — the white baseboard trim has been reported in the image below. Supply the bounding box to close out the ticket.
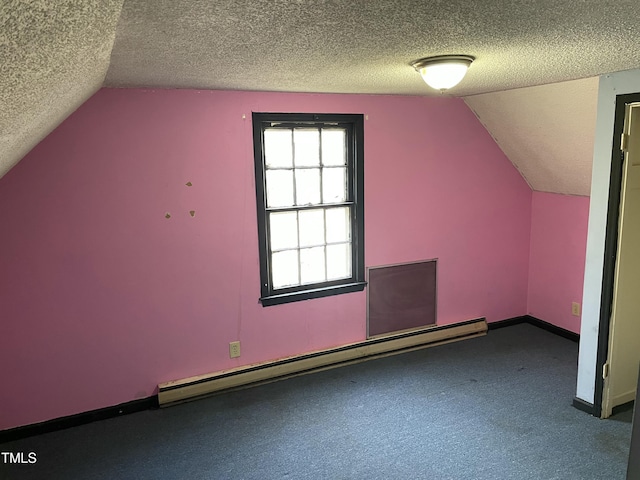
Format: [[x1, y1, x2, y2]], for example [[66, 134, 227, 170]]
[[158, 318, 487, 407]]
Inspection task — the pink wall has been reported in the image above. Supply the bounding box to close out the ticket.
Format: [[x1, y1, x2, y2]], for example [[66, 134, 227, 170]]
[[527, 192, 590, 333], [0, 89, 531, 430]]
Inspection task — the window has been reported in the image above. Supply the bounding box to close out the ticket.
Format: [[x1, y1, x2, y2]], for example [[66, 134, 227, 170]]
[[252, 113, 365, 306]]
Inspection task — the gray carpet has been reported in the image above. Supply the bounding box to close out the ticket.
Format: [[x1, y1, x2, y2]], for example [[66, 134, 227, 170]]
[[0, 324, 633, 479]]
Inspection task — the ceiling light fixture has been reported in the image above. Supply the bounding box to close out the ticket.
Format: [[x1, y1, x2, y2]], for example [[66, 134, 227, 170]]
[[411, 55, 474, 92]]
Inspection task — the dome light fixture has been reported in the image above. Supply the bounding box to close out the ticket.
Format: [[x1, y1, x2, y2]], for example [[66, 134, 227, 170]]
[[411, 55, 474, 92]]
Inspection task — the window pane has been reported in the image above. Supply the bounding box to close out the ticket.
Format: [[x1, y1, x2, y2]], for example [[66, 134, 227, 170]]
[[327, 243, 351, 280], [325, 207, 350, 243], [269, 212, 298, 251], [295, 168, 321, 206], [322, 167, 347, 203], [266, 170, 294, 207], [322, 129, 346, 166], [298, 209, 325, 247], [264, 129, 293, 168], [272, 250, 299, 288], [293, 129, 320, 166], [300, 246, 326, 284]]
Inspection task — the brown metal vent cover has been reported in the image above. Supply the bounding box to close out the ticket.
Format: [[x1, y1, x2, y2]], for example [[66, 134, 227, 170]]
[[367, 259, 437, 338]]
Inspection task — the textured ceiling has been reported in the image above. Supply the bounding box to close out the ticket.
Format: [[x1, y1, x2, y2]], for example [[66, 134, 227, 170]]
[[465, 77, 599, 196], [0, 1, 124, 178], [106, 0, 640, 96], [4, 1, 639, 191]]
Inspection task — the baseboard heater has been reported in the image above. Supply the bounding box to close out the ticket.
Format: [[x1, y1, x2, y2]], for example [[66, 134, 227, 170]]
[[158, 317, 487, 407]]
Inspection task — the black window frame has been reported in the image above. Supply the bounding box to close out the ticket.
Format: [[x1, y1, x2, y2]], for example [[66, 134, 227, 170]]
[[252, 112, 366, 307]]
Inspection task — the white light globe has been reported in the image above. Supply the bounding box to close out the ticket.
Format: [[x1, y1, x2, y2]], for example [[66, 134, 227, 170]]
[[420, 62, 469, 90], [412, 56, 474, 91]]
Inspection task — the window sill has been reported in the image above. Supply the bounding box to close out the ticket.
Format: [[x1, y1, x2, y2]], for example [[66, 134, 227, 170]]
[[260, 281, 367, 307]]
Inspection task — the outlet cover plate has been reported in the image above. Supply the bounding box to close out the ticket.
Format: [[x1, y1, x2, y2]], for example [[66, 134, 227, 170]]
[[229, 341, 241, 358]]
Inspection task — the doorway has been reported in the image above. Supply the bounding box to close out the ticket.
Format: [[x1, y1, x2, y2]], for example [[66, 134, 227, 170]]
[[596, 97, 640, 418]]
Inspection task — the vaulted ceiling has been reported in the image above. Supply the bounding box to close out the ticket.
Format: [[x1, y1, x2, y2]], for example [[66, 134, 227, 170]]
[[4, 1, 640, 194], [466, 77, 599, 196], [1, 1, 125, 178]]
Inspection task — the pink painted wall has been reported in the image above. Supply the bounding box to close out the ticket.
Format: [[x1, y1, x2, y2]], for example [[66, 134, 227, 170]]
[[0, 89, 531, 430], [527, 192, 590, 333]]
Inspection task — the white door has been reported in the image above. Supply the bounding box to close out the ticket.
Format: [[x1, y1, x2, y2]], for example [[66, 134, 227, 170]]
[[602, 102, 640, 418]]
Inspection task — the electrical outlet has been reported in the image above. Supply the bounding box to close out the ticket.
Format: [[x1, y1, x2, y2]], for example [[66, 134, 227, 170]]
[[572, 302, 581, 316], [229, 341, 241, 358]]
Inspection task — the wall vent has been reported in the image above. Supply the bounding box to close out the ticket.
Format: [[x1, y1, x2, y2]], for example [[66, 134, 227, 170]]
[[367, 259, 437, 338]]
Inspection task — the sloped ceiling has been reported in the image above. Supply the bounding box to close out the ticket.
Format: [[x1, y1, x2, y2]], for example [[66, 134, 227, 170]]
[[0, 1, 124, 178], [465, 77, 599, 196], [5, 0, 640, 190]]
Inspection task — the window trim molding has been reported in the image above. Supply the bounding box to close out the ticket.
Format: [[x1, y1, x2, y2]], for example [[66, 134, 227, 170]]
[[252, 112, 366, 306]]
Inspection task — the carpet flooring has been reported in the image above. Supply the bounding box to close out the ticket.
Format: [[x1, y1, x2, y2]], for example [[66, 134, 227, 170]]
[[0, 323, 633, 479]]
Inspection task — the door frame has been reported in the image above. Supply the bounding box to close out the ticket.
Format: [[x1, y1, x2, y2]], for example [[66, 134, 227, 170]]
[[593, 92, 640, 417]]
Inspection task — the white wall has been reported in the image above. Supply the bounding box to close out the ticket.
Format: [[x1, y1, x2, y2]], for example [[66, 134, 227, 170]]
[[577, 69, 640, 404]]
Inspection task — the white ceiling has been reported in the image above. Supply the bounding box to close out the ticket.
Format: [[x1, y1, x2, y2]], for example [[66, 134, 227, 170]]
[[106, 0, 640, 96], [465, 77, 599, 196], [3, 0, 640, 193]]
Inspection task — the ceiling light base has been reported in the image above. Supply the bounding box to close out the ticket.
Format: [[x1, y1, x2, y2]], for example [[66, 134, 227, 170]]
[[411, 55, 475, 92]]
